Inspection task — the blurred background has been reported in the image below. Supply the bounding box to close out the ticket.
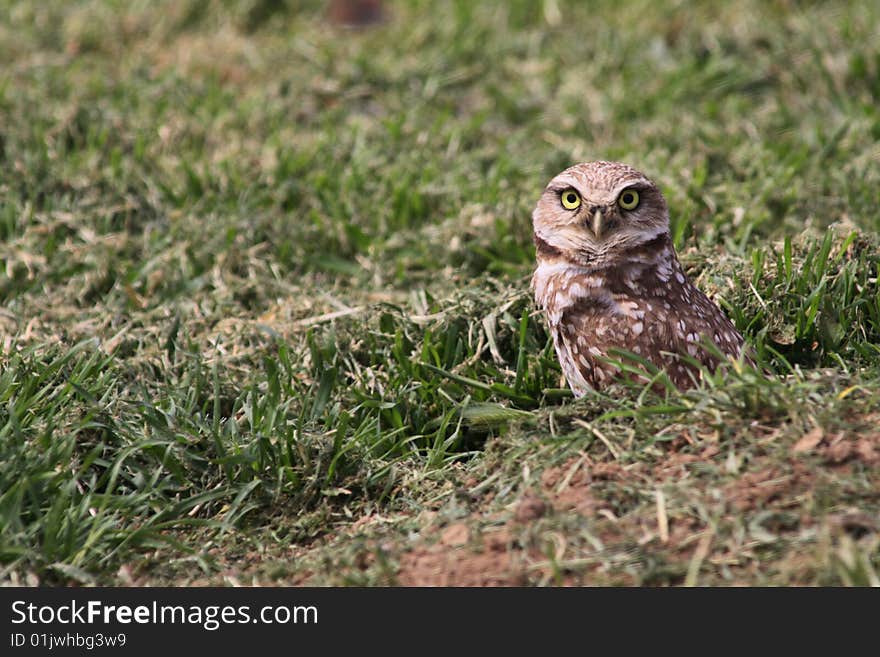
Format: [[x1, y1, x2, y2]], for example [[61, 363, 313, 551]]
[[3, 1, 878, 305]]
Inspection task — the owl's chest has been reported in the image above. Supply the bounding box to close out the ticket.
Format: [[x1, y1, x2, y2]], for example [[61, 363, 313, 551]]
[[557, 291, 674, 340], [540, 267, 671, 325]]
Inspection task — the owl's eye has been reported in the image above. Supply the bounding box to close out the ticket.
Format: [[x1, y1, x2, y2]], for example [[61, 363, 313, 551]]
[[560, 189, 581, 210], [618, 188, 640, 210]]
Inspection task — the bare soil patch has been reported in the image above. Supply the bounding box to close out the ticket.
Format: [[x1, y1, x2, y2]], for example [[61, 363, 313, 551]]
[[391, 430, 880, 586], [397, 527, 530, 586]]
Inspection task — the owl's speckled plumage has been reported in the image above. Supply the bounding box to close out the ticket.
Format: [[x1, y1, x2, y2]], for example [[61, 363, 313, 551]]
[[531, 161, 749, 395]]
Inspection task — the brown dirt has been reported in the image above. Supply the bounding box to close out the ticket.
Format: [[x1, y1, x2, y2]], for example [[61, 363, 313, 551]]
[[396, 528, 531, 586], [395, 450, 699, 586], [723, 462, 816, 512], [208, 423, 879, 587], [790, 426, 880, 466], [792, 432, 880, 491], [539, 458, 600, 515], [823, 435, 879, 466], [514, 492, 548, 522]]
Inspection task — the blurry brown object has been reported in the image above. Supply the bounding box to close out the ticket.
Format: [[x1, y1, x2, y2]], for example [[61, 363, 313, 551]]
[[327, 0, 385, 27]]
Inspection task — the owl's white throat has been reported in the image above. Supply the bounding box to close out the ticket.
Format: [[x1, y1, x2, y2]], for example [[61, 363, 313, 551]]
[[535, 225, 670, 270]]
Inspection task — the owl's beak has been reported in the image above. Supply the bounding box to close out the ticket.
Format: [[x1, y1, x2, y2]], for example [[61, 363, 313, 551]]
[[590, 209, 604, 239]]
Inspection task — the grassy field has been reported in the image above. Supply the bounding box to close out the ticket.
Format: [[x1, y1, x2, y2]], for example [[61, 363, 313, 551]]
[[1, 0, 879, 586]]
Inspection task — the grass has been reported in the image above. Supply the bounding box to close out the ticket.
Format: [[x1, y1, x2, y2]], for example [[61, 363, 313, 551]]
[[1, 0, 879, 586]]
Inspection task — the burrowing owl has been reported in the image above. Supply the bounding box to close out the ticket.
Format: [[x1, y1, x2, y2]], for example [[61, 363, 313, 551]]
[[532, 161, 749, 394]]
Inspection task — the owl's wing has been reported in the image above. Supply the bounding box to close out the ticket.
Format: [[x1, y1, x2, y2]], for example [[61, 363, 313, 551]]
[[557, 287, 749, 391], [643, 286, 751, 386]]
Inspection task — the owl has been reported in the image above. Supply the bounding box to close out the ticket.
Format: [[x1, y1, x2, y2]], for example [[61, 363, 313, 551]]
[[531, 161, 750, 395]]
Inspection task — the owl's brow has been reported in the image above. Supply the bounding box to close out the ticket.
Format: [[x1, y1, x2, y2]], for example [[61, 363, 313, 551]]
[[546, 182, 579, 194], [546, 178, 652, 196], [612, 179, 651, 195]]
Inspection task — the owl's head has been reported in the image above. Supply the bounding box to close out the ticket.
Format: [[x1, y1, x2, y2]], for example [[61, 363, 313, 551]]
[[532, 161, 669, 265]]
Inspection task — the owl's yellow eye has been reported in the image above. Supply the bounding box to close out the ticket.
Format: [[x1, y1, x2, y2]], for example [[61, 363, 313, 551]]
[[618, 188, 640, 210], [561, 190, 581, 210]]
